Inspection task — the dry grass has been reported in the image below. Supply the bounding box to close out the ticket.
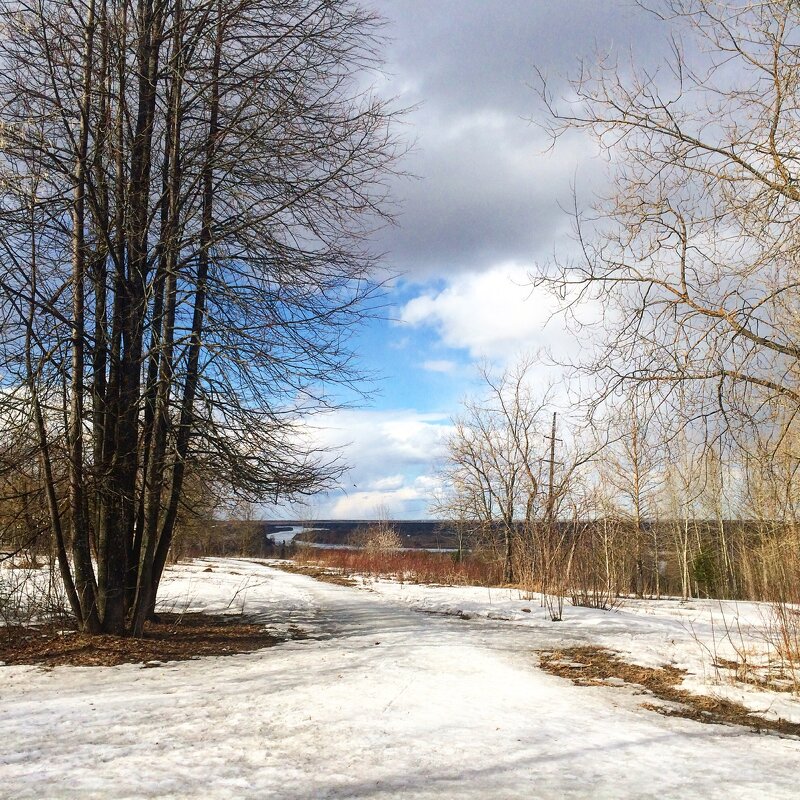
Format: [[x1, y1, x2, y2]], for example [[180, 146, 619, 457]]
[[0, 612, 291, 667], [292, 548, 504, 587], [769, 601, 800, 692], [539, 645, 800, 738], [268, 560, 358, 587]]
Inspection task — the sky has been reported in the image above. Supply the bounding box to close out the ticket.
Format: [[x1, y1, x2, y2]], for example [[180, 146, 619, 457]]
[[281, 1, 673, 521]]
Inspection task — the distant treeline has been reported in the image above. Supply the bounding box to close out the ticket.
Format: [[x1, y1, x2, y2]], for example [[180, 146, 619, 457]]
[[286, 521, 458, 549], [167, 517, 797, 602], [168, 519, 462, 559]]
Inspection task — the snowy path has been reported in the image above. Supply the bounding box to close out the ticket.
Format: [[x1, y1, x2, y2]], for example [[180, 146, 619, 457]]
[[1, 559, 798, 799]]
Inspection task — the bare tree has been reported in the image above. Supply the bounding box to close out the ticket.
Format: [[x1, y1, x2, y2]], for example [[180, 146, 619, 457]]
[[534, 0, 800, 438], [696, 442, 737, 597], [568, 485, 626, 610], [434, 358, 595, 605], [600, 394, 663, 596], [434, 359, 550, 584], [532, 1, 800, 601], [659, 436, 702, 599], [0, 0, 401, 635]]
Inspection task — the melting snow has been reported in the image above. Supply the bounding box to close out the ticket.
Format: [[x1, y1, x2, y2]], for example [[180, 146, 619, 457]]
[[1, 558, 798, 799]]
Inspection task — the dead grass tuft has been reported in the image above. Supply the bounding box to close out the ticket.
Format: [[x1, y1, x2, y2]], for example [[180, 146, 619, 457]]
[[539, 645, 800, 738], [268, 560, 358, 587]]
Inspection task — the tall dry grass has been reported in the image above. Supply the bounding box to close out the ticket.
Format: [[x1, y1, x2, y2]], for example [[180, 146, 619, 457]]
[[294, 547, 504, 586]]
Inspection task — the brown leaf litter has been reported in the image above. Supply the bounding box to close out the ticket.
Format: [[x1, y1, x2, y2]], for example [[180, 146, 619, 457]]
[[0, 612, 295, 668]]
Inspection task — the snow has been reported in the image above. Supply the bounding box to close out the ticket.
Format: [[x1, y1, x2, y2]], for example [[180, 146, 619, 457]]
[[360, 579, 800, 723], [1, 558, 799, 799]]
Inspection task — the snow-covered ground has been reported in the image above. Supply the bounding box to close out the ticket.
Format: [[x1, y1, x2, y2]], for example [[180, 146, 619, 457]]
[[1, 558, 799, 799], [362, 577, 800, 725]]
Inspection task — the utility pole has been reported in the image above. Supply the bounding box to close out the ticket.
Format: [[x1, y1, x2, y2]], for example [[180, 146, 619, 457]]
[[544, 412, 558, 525], [541, 411, 565, 619]]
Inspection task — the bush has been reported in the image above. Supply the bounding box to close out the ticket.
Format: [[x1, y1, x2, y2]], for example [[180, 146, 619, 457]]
[[295, 547, 503, 586]]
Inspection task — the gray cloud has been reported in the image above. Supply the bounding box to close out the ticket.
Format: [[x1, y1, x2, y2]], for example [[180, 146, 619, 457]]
[[382, 117, 598, 276], [368, 0, 672, 279], [379, 0, 664, 114]]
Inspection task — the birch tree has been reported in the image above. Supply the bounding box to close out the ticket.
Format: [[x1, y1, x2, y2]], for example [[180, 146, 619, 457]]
[[600, 395, 663, 596]]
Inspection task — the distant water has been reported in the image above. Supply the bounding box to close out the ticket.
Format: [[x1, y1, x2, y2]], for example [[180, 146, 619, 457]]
[[265, 526, 322, 545], [265, 526, 457, 553]]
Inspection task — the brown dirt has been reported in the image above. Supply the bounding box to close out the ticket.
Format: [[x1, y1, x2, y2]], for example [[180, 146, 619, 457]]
[[266, 560, 357, 587], [539, 645, 800, 738], [0, 612, 293, 668]]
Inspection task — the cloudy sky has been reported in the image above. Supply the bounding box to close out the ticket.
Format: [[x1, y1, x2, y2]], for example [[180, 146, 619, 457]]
[[284, 1, 672, 520]]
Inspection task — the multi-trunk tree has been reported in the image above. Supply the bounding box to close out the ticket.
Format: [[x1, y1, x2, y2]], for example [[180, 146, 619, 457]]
[[0, 0, 399, 635], [435, 359, 591, 588], [434, 360, 549, 584]]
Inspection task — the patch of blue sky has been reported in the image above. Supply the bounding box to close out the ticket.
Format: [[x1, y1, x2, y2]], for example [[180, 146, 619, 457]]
[[342, 279, 477, 413]]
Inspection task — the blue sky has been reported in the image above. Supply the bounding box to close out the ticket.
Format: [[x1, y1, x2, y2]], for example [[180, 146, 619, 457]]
[[278, 1, 671, 520]]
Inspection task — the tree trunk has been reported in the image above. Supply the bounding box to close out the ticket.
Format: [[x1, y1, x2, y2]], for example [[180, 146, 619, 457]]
[[70, 0, 101, 633]]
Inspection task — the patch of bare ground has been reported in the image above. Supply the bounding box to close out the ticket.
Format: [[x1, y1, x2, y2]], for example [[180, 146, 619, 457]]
[[0, 613, 293, 668], [539, 646, 800, 738], [266, 560, 357, 587]]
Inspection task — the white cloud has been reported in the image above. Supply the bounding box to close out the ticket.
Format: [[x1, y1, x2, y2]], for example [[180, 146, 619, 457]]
[[369, 474, 406, 491], [400, 262, 569, 360], [421, 359, 458, 374], [276, 409, 454, 520], [326, 474, 445, 520]]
